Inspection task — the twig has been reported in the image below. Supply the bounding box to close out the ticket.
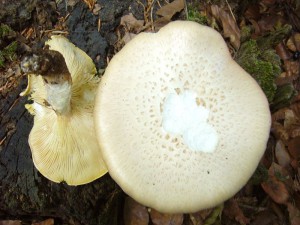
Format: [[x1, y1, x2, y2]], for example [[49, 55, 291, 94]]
[[150, 0, 157, 31], [225, 0, 236, 23], [184, 0, 188, 20]]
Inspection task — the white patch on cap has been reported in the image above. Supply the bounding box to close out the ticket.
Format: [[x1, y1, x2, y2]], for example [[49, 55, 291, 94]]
[[162, 91, 218, 153]]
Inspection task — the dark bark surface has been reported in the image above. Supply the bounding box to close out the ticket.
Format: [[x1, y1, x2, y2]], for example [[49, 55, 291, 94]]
[[0, 0, 136, 224]]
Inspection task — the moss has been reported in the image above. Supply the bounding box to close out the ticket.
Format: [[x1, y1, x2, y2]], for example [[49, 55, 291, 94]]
[[250, 164, 269, 185], [257, 24, 292, 50], [203, 204, 223, 225], [0, 24, 17, 67], [261, 49, 281, 77], [240, 25, 252, 42], [236, 39, 281, 103], [187, 5, 208, 25], [0, 53, 4, 67], [0, 41, 17, 67], [271, 84, 297, 112], [0, 24, 13, 38]]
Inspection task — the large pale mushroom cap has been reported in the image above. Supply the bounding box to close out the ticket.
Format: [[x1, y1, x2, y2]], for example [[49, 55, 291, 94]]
[[94, 21, 271, 212], [24, 36, 107, 185]]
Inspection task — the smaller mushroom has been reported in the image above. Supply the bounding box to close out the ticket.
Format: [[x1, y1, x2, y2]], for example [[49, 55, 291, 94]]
[[94, 21, 271, 213], [21, 35, 107, 185]]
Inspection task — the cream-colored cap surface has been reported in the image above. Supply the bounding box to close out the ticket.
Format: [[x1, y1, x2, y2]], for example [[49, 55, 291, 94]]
[[26, 36, 107, 185], [94, 21, 271, 212]]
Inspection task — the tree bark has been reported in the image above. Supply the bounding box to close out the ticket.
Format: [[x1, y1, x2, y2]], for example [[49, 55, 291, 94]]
[[0, 58, 125, 225]]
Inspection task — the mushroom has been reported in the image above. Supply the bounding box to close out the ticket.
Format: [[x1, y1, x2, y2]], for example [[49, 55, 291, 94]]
[[94, 21, 271, 213], [21, 35, 107, 185]]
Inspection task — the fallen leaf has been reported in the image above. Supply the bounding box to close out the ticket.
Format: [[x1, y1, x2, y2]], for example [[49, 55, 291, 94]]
[[250, 210, 277, 225], [284, 60, 300, 80], [66, 0, 79, 7], [261, 0, 277, 7], [223, 199, 250, 224], [261, 163, 290, 204], [156, 0, 184, 20], [124, 197, 149, 225], [287, 136, 300, 159], [276, 42, 292, 60], [0, 221, 21, 225], [286, 33, 300, 52], [275, 72, 296, 86], [283, 109, 299, 129], [287, 203, 300, 225], [275, 140, 291, 167], [122, 32, 137, 45], [257, 14, 285, 34], [188, 209, 213, 225], [120, 13, 144, 33], [82, 0, 95, 10], [32, 219, 54, 225], [93, 3, 102, 15], [270, 201, 286, 222], [244, 4, 260, 21], [272, 108, 288, 121], [211, 5, 241, 49], [149, 208, 183, 225], [153, 17, 171, 31], [272, 121, 290, 143]]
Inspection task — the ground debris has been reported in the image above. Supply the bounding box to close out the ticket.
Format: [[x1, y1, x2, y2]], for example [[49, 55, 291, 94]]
[[210, 4, 240, 49]]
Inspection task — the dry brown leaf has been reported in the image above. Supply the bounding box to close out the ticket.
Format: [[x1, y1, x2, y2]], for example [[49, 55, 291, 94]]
[[250, 210, 278, 225], [294, 191, 300, 210], [272, 121, 290, 143], [272, 108, 289, 121], [122, 33, 137, 45], [120, 13, 144, 33], [67, 0, 79, 8], [244, 4, 260, 20], [284, 109, 299, 129], [0, 221, 21, 225], [261, 0, 277, 7], [261, 163, 290, 204], [287, 137, 300, 159], [149, 209, 183, 225], [32, 219, 54, 225], [284, 60, 300, 78], [92, 3, 102, 15], [156, 0, 184, 20], [275, 72, 296, 86], [82, 0, 95, 10], [223, 199, 250, 225], [257, 14, 285, 34], [287, 203, 300, 225], [188, 209, 213, 225], [291, 102, 300, 119], [123, 197, 149, 225], [276, 42, 292, 60], [275, 140, 291, 167], [153, 17, 171, 31], [287, 33, 300, 52], [210, 5, 241, 49]]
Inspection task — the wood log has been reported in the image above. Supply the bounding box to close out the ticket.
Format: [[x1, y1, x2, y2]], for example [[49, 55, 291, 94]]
[[0, 66, 124, 224], [0, 0, 135, 224]]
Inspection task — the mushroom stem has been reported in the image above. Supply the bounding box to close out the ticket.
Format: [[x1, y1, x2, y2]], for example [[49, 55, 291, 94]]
[[44, 76, 72, 115], [21, 50, 72, 115]]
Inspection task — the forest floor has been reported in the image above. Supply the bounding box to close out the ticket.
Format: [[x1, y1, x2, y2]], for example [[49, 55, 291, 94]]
[[1, 0, 300, 224]]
